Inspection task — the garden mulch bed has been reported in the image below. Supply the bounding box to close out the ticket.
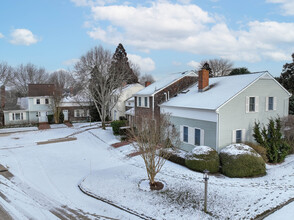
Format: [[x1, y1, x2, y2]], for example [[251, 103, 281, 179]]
[[111, 141, 131, 148]]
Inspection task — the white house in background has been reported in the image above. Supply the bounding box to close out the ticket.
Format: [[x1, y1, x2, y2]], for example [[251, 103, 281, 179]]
[[3, 84, 55, 125], [161, 69, 291, 152], [111, 83, 144, 120]]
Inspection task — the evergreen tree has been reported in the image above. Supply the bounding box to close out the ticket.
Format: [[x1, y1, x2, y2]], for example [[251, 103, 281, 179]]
[[229, 67, 250, 75], [276, 53, 294, 114], [111, 43, 138, 84], [253, 118, 290, 163]]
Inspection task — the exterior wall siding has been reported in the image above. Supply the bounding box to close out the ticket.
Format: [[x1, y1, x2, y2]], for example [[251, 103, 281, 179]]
[[59, 106, 89, 122], [4, 112, 30, 125], [170, 116, 217, 152], [218, 78, 290, 149]]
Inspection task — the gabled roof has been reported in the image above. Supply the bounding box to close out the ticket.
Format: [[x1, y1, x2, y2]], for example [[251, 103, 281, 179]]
[[135, 70, 197, 96], [161, 72, 290, 111], [28, 84, 55, 97]]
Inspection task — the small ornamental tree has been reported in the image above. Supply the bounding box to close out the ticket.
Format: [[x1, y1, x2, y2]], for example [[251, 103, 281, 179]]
[[253, 118, 290, 163], [129, 114, 180, 190]]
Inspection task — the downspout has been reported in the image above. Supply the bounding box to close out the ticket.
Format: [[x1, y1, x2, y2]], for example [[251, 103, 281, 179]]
[[152, 94, 155, 119], [216, 109, 220, 153]]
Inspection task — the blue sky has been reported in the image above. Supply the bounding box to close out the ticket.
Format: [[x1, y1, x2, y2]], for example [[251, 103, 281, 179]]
[[1, 0, 294, 79]]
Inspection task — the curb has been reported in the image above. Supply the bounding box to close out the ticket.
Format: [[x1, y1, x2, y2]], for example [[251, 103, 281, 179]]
[[254, 198, 294, 220], [78, 181, 155, 220]]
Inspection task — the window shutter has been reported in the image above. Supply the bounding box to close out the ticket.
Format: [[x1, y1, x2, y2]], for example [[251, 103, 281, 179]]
[[41, 99, 45, 104], [9, 113, 13, 121], [34, 98, 37, 104], [180, 125, 183, 141], [188, 127, 193, 145], [241, 129, 246, 142], [255, 96, 259, 112], [246, 97, 249, 113], [265, 97, 269, 111], [232, 130, 236, 143], [200, 129, 205, 146], [74, 110, 77, 117], [273, 97, 277, 110]]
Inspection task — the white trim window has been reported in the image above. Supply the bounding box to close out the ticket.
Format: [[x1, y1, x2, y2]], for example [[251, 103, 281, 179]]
[[137, 96, 149, 108], [9, 112, 26, 121], [36, 98, 40, 104], [246, 96, 259, 113], [266, 96, 277, 111], [180, 125, 204, 146], [232, 129, 245, 143], [74, 109, 85, 117]]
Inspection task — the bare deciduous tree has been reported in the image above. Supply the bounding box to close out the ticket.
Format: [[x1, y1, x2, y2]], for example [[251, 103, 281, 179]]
[[48, 70, 75, 123], [0, 62, 12, 85], [129, 114, 180, 190], [139, 73, 155, 85], [11, 63, 49, 96], [200, 58, 233, 77], [74, 46, 131, 129]]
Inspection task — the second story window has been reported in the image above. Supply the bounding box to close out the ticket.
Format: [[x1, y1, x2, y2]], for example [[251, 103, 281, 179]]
[[138, 97, 141, 106], [36, 99, 40, 104], [249, 97, 255, 112], [45, 98, 49, 104]]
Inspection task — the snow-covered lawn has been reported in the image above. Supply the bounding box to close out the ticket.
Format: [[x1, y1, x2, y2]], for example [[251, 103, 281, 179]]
[[0, 124, 294, 219]]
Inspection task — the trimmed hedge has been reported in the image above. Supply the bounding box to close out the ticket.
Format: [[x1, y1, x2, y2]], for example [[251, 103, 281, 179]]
[[245, 142, 268, 163], [185, 146, 219, 173], [111, 120, 127, 135], [220, 144, 266, 178], [160, 148, 187, 166]]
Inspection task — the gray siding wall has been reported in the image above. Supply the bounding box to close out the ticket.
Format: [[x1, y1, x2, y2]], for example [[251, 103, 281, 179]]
[[170, 116, 217, 152], [218, 77, 290, 149]]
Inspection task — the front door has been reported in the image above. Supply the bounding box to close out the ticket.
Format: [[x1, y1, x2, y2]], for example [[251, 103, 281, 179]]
[[39, 111, 48, 123], [63, 110, 69, 121]]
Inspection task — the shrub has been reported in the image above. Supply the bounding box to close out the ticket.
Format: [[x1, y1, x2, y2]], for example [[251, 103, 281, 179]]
[[220, 144, 266, 178], [111, 120, 127, 135], [281, 116, 294, 154], [245, 142, 268, 163], [160, 148, 187, 166], [185, 146, 219, 173], [47, 115, 54, 124], [59, 112, 64, 124], [253, 118, 290, 163]]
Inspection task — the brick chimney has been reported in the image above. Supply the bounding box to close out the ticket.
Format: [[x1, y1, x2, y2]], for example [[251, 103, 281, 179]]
[[145, 81, 151, 87], [198, 63, 210, 92], [1, 86, 5, 109]]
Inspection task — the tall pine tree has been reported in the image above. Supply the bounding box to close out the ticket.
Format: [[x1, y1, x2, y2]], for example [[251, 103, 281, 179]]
[[277, 53, 294, 114], [111, 43, 138, 84]]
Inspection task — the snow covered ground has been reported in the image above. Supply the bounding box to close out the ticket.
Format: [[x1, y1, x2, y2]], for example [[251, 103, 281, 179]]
[[0, 124, 294, 219]]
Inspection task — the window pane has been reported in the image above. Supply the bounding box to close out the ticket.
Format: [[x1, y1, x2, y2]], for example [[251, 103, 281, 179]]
[[183, 126, 188, 142], [138, 97, 141, 106], [45, 99, 49, 104], [144, 97, 148, 107], [249, 97, 255, 112], [15, 113, 20, 120], [236, 130, 242, 143], [268, 97, 273, 110], [36, 99, 40, 104], [195, 129, 200, 145]]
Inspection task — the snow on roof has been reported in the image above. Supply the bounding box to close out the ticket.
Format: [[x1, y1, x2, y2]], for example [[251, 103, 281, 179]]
[[161, 72, 267, 110], [126, 97, 135, 102], [125, 107, 134, 116], [221, 144, 260, 157], [61, 91, 90, 103], [136, 70, 197, 96], [114, 83, 143, 95]]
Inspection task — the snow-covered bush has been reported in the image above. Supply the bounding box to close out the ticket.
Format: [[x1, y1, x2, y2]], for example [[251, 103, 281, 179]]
[[220, 144, 266, 178], [185, 146, 219, 173], [160, 148, 187, 166]]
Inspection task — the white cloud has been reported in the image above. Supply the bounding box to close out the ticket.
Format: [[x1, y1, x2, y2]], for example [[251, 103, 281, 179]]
[[71, 0, 116, 7], [187, 60, 201, 69], [63, 58, 80, 66], [10, 29, 39, 46], [266, 0, 294, 15], [0, 33, 4, 38], [128, 54, 155, 73], [77, 1, 294, 62]]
